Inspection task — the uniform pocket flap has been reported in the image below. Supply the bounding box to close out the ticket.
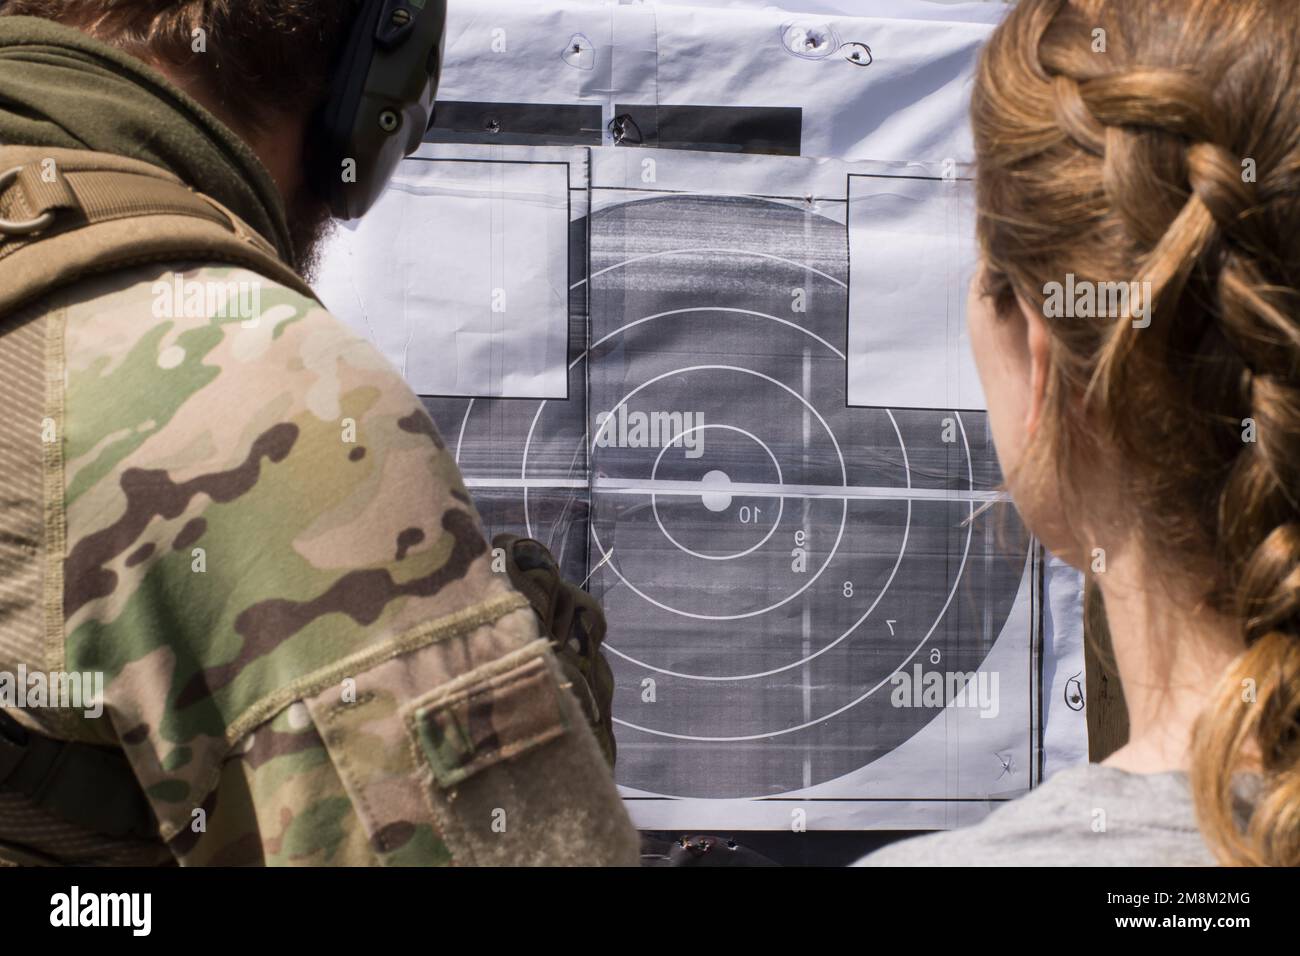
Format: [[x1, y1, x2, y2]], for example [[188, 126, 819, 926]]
[[409, 650, 569, 789]]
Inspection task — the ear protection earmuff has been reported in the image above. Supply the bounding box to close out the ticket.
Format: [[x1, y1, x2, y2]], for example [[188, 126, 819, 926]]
[[308, 0, 448, 220]]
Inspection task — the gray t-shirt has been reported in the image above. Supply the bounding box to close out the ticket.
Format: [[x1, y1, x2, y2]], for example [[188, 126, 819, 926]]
[[856, 763, 1224, 866]]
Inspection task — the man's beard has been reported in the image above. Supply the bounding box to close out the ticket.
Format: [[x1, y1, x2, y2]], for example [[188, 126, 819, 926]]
[[286, 188, 338, 284]]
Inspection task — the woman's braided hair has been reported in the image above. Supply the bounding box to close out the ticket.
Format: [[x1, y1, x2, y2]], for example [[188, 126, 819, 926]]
[[973, 0, 1300, 865]]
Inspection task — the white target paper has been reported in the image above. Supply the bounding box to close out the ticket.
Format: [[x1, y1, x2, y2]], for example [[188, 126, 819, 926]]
[[314, 0, 1088, 832]]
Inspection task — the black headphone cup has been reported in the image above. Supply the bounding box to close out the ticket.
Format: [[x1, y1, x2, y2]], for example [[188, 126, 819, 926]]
[[308, 0, 447, 220], [312, 0, 379, 213]]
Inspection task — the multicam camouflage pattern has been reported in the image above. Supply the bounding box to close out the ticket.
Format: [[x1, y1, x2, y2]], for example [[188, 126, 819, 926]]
[[0, 263, 638, 866]]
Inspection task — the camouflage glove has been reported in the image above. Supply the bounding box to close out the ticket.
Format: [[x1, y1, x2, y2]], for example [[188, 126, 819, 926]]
[[493, 534, 617, 768]]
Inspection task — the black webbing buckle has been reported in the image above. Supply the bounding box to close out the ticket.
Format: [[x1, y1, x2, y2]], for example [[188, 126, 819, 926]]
[[0, 708, 158, 841], [0, 708, 31, 784]]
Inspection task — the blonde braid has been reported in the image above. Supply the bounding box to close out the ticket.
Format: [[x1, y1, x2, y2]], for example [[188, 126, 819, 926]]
[[973, 0, 1300, 865]]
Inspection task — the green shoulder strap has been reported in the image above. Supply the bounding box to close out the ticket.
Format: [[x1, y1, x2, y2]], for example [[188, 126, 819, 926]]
[[0, 145, 318, 315], [0, 146, 320, 849]]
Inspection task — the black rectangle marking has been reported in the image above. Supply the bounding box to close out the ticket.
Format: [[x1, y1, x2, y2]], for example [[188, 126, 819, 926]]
[[612, 104, 803, 156], [426, 101, 604, 146]]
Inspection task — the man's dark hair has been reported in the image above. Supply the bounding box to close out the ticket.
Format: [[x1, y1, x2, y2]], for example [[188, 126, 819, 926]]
[[1, 1, 357, 130]]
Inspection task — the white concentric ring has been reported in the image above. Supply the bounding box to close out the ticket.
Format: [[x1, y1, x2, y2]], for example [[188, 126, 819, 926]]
[[521, 307, 847, 543], [612, 413, 975, 741], [516, 307, 914, 681], [649, 424, 785, 561], [587, 365, 847, 622]]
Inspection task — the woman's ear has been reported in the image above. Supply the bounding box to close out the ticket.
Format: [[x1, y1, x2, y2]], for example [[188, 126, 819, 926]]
[[1018, 296, 1051, 437]]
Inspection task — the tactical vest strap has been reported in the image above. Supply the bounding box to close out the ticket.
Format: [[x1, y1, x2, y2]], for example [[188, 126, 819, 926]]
[[0, 709, 158, 841], [0, 145, 318, 317]]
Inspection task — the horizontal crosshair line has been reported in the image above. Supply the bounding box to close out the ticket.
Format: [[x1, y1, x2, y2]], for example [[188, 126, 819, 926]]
[[462, 476, 1008, 503]]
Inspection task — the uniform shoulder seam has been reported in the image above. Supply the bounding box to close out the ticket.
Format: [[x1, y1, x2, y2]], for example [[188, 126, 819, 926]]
[[225, 591, 531, 747]]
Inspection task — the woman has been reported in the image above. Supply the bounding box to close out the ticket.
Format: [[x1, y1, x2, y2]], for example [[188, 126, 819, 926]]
[[862, 0, 1299, 866]]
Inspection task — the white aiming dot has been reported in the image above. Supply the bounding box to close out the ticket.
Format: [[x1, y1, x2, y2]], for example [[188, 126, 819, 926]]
[[158, 345, 186, 370], [699, 470, 733, 513], [286, 701, 311, 730]]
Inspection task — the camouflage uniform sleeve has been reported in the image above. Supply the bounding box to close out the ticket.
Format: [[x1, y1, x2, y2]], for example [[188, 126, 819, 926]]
[[55, 264, 639, 866]]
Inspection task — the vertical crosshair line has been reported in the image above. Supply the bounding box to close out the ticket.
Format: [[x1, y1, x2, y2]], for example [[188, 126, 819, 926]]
[[583, 148, 595, 594]]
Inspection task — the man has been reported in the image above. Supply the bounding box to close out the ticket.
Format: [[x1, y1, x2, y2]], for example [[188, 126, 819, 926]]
[[0, 2, 637, 865]]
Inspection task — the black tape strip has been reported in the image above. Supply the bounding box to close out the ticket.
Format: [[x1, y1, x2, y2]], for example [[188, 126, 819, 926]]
[[425, 101, 604, 146], [612, 104, 803, 156]]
